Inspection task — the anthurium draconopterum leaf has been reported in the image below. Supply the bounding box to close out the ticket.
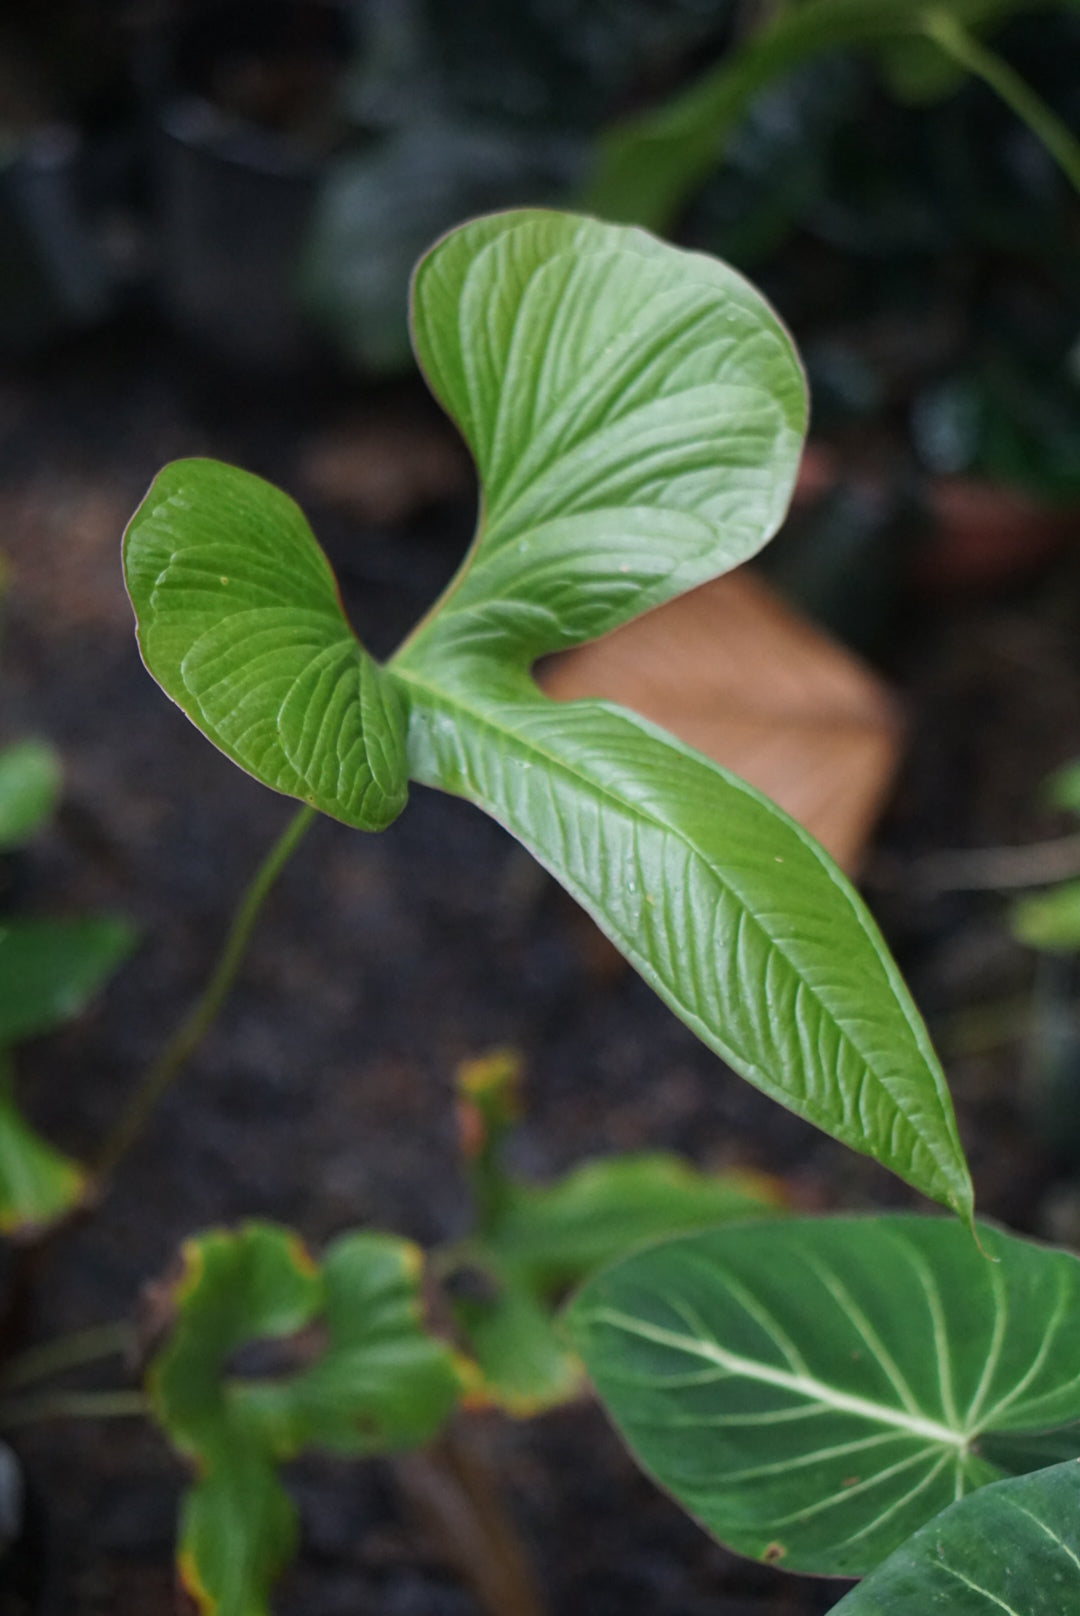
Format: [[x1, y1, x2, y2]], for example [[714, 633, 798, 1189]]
[[147, 1223, 459, 1616], [565, 1215, 1080, 1577], [0, 1051, 85, 1234], [831, 1459, 1080, 1614], [123, 209, 972, 1222], [0, 740, 62, 850], [0, 915, 136, 1046], [123, 459, 408, 832]]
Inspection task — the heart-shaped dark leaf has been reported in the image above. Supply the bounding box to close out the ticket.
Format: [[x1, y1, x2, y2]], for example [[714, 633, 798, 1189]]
[[565, 1215, 1080, 1576]]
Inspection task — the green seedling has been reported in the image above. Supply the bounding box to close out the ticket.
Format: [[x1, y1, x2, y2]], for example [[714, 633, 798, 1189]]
[[447, 1049, 783, 1415], [145, 1222, 460, 1616]]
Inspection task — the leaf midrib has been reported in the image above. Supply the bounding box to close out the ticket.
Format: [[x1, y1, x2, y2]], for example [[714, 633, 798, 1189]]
[[391, 663, 958, 1202], [582, 1303, 968, 1451]]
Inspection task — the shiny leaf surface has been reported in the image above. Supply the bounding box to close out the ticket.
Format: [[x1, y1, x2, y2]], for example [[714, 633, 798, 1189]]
[[565, 1216, 1080, 1576], [831, 1459, 1080, 1614]]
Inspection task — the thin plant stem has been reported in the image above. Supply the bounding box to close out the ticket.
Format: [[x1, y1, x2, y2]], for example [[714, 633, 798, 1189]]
[[94, 804, 316, 1184], [922, 8, 1080, 197], [0, 1389, 148, 1428], [870, 831, 1080, 895], [1, 1321, 134, 1392]]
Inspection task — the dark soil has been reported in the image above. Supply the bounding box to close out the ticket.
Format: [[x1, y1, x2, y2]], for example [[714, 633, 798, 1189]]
[[0, 324, 1077, 1615]]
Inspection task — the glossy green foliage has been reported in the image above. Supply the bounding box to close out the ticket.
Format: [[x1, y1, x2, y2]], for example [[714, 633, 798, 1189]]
[[450, 1049, 781, 1413], [831, 1459, 1080, 1613], [565, 1215, 1080, 1576], [123, 209, 972, 1220], [581, 0, 1062, 232], [123, 460, 408, 832], [0, 739, 61, 850], [147, 1223, 460, 1616], [0, 916, 135, 1046], [0, 1050, 84, 1234]]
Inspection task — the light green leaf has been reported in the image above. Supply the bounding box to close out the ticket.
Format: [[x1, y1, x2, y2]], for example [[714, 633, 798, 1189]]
[[0, 915, 136, 1046], [0, 741, 62, 850], [396, 210, 968, 1219], [565, 1215, 1080, 1576], [0, 1051, 85, 1235], [831, 1459, 1080, 1614], [148, 1223, 459, 1616], [123, 460, 408, 832], [122, 210, 973, 1218], [1011, 881, 1080, 954]]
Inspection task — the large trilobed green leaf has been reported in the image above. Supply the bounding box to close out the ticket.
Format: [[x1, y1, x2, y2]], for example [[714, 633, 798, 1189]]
[[564, 1216, 1080, 1577], [831, 1459, 1080, 1615], [121, 209, 972, 1220], [123, 459, 408, 832]]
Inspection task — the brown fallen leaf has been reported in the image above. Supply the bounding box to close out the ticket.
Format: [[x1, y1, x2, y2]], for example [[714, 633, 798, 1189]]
[[538, 567, 903, 876], [298, 414, 469, 526]]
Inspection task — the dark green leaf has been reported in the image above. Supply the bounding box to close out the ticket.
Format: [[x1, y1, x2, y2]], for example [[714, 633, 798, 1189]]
[[831, 1459, 1080, 1614], [565, 1215, 1080, 1576], [123, 460, 409, 832], [0, 740, 62, 849], [0, 915, 136, 1046]]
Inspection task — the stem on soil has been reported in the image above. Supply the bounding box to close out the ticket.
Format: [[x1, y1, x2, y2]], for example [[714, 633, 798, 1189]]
[[922, 10, 1080, 197], [0, 1321, 134, 1392], [94, 803, 316, 1185], [0, 1388, 148, 1428]]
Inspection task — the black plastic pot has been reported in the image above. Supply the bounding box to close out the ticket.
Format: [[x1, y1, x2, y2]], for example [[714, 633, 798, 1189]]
[[0, 124, 111, 353], [147, 0, 356, 372]]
